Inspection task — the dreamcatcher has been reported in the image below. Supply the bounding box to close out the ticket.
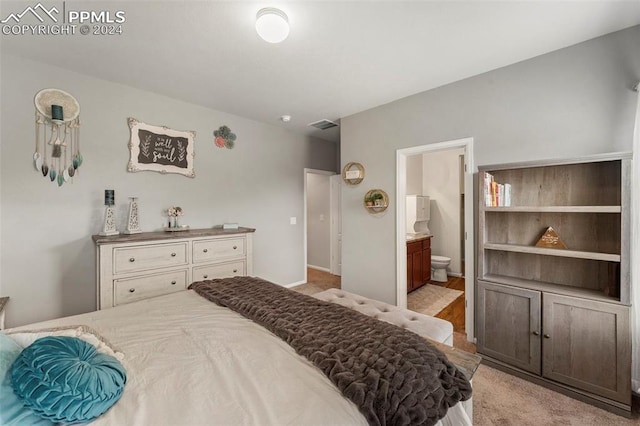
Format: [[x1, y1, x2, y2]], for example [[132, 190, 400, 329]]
[[33, 88, 82, 187]]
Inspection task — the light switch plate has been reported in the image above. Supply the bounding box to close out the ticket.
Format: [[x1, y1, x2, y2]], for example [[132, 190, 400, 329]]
[[290, 217, 297, 225]]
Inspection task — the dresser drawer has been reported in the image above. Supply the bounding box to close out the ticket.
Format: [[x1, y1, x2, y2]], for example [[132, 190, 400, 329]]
[[193, 238, 245, 263], [193, 261, 245, 281], [114, 242, 188, 274], [114, 270, 187, 306]]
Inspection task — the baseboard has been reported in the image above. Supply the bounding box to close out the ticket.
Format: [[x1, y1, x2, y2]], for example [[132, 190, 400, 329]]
[[480, 356, 632, 418], [307, 264, 330, 273], [282, 280, 305, 288], [448, 272, 463, 278]]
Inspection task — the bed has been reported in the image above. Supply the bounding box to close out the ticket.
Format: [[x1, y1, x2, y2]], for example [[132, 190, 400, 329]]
[[4, 277, 473, 426]]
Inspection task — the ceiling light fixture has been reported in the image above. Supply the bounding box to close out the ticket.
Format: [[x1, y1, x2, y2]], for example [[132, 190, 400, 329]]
[[255, 8, 289, 43]]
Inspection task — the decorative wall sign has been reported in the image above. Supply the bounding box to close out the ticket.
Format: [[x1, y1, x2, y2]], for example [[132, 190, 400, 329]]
[[213, 125, 236, 149], [535, 226, 567, 249], [128, 118, 195, 178]]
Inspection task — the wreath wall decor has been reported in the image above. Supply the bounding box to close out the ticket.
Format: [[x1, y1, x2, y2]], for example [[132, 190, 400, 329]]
[[214, 125, 237, 149]]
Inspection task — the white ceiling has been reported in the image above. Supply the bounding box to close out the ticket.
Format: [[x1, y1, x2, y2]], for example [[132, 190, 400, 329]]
[[2, 1, 640, 142]]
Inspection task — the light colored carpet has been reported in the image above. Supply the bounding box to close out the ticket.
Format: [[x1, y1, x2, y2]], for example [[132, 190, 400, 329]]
[[473, 364, 639, 425], [291, 282, 332, 295], [408, 284, 463, 317]]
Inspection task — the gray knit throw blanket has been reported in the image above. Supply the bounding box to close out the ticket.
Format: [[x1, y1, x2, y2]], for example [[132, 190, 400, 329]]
[[189, 277, 472, 426]]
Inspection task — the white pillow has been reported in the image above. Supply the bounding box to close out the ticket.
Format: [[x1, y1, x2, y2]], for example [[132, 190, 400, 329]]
[[5, 325, 124, 361]]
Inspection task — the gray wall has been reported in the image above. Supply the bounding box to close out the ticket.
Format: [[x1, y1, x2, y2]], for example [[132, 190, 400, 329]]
[[341, 26, 640, 304], [406, 154, 423, 195], [306, 173, 331, 269], [0, 54, 338, 327]]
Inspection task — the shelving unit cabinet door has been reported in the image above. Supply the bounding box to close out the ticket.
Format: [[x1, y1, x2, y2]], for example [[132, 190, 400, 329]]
[[477, 280, 541, 374], [542, 294, 631, 404]]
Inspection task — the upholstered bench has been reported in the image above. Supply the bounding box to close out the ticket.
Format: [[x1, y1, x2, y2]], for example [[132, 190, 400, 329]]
[[313, 288, 454, 346]]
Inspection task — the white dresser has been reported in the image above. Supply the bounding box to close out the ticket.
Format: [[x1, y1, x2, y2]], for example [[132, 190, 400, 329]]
[[93, 227, 254, 309]]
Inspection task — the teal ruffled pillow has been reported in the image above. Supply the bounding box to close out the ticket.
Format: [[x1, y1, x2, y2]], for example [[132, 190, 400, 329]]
[[0, 333, 53, 426], [11, 336, 126, 424]]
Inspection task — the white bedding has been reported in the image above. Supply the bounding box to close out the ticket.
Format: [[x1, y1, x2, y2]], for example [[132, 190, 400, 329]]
[[9, 290, 471, 426]]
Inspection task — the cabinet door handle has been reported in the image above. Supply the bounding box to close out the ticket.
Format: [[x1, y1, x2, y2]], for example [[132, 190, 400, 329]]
[[233, 246, 237, 250], [203, 249, 208, 253], [129, 257, 135, 262], [203, 275, 208, 279], [543, 334, 551, 339], [171, 253, 177, 257], [532, 331, 539, 336], [171, 280, 177, 285], [233, 269, 238, 273], [129, 288, 135, 293]]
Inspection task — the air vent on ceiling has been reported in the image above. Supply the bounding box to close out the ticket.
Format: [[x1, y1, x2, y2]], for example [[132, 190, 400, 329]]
[[308, 119, 338, 130]]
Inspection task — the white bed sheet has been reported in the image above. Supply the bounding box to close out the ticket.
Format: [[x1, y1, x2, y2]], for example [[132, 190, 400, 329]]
[[9, 290, 471, 426]]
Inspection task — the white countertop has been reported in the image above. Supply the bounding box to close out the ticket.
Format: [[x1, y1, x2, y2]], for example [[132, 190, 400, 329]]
[[406, 233, 432, 242]]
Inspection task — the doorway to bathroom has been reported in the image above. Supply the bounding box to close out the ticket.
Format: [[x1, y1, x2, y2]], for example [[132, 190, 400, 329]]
[[396, 138, 475, 343]]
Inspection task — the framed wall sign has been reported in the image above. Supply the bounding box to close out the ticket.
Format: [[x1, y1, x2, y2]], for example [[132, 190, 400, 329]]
[[127, 117, 196, 178]]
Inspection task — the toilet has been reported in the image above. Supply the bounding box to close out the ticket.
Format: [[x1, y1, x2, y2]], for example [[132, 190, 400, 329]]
[[431, 255, 451, 282]]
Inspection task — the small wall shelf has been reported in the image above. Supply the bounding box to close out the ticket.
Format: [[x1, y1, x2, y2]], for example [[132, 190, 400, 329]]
[[342, 162, 365, 185], [363, 189, 389, 213]]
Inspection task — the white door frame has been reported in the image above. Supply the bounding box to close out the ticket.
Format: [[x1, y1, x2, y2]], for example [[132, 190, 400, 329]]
[[396, 137, 476, 342], [329, 174, 342, 276], [304, 168, 337, 284]]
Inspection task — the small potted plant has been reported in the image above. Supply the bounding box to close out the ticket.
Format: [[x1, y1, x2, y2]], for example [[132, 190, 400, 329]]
[[372, 192, 384, 207]]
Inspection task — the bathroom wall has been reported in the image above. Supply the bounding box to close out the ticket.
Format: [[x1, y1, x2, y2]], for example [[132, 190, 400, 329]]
[[422, 148, 465, 275]]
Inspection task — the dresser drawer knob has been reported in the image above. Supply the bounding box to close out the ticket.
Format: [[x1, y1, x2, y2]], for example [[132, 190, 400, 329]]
[[532, 331, 539, 336], [171, 253, 177, 257], [129, 258, 135, 262], [129, 288, 135, 293], [203, 275, 208, 279], [233, 246, 237, 250], [543, 334, 551, 339], [203, 249, 208, 253], [233, 269, 238, 273], [171, 280, 177, 285]]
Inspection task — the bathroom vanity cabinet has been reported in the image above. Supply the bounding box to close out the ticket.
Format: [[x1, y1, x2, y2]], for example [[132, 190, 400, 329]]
[[407, 235, 431, 293]]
